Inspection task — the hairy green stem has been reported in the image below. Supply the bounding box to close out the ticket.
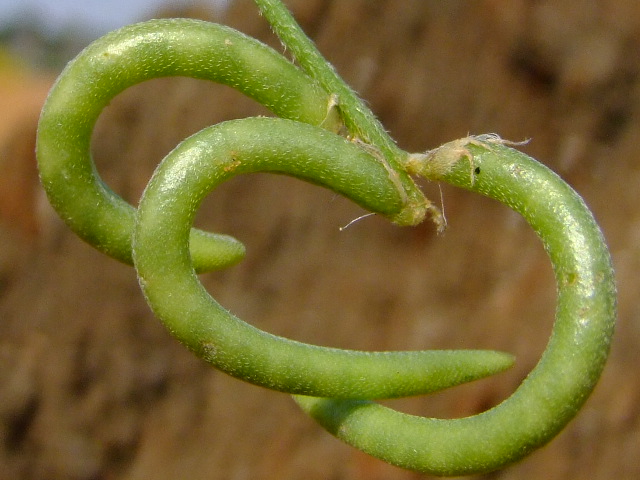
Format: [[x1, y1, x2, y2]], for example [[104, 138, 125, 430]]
[[295, 136, 616, 475], [254, 0, 402, 157]]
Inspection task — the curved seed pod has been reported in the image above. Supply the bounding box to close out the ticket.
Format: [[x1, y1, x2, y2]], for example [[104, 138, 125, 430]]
[[37, 18, 348, 272], [295, 137, 616, 476], [133, 118, 514, 399]]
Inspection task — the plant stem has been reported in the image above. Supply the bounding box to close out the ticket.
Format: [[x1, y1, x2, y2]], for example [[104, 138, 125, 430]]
[[254, 0, 402, 159], [253, 0, 437, 226]]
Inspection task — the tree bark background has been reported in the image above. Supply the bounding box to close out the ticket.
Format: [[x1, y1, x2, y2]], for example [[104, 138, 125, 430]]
[[1, 1, 639, 478]]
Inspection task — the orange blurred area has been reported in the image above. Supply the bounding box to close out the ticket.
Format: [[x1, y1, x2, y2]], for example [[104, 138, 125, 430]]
[[0, 50, 54, 237]]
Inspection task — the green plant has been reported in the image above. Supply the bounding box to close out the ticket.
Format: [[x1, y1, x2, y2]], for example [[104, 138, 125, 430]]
[[36, 1, 616, 476]]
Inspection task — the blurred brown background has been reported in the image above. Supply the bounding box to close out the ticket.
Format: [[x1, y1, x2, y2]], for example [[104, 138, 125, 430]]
[[0, 0, 638, 478]]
